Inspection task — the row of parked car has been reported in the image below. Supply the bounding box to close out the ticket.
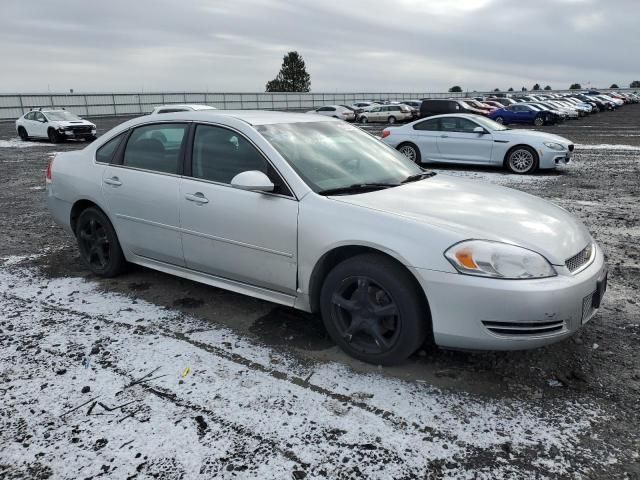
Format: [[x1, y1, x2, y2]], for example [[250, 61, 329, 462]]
[[307, 90, 639, 126]]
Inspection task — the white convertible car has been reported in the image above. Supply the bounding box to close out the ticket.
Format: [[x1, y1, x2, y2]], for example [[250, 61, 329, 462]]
[[382, 114, 574, 174], [46, 110, 606, 365]]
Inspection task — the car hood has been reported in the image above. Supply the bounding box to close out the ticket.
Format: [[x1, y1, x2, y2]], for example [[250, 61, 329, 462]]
[[494, 129, 572, 145], [332, 175, 590, 265], [55, 120, 95, 127]]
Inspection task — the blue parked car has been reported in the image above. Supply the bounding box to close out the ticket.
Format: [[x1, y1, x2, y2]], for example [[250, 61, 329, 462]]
[[489, 104, 554, 126]]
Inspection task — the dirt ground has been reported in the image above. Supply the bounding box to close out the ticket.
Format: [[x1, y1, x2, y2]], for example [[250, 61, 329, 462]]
[[0, 107, 639, 479]]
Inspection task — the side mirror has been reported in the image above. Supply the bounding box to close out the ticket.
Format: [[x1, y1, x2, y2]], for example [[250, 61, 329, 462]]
[[473, 126, 487, 134], [230, 170, 274, 193]]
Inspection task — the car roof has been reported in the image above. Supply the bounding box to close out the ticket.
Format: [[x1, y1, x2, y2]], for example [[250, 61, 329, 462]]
[[418, 113, 491, 120], [140, 109, 336, 126], [154, 104, 215, 110]]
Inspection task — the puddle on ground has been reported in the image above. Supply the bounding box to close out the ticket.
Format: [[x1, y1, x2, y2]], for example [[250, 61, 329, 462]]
[[249, 306, 334, 351]]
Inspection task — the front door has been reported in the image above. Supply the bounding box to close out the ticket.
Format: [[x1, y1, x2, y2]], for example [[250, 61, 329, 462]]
[[436, 117, 494, 164], [179, 123, 298, 294], [101, 122, 188, 266]]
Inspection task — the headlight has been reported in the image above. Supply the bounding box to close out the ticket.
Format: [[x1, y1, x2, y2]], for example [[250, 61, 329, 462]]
[[444, 240, 557, 279], [543, 142, 565, 151]]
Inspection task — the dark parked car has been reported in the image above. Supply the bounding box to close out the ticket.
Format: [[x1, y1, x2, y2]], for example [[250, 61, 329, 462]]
[[489, 104, 555, 126], [419, 99, 485, 118]]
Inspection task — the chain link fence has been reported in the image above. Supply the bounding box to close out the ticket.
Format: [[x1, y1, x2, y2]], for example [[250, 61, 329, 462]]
[[0, 89, 635, 120]]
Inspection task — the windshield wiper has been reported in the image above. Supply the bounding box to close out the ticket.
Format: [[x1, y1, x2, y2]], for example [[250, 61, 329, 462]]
[[401, 171, 437, 184], [318, 182, 400, 196]]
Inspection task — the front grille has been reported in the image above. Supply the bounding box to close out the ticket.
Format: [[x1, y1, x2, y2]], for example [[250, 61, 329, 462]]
[[568, 144, 574, 152], [565, 244, 595, 273], [68, 126, 92, 133], [482, 320, 565, 337], [582, 291, 596, 324]]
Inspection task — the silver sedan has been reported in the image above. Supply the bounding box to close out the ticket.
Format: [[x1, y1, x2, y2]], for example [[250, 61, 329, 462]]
[[46, 111, 607, 365], [382, 114, 574, 174]]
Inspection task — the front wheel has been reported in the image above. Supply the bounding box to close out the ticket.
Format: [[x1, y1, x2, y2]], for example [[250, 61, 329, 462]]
[[507, 146, 538, 174], [75, 207, 126, 277], [533, 116, 544, 127], [360, 116, 368, 124], [320, 254, 428, 365], [48, 129, 62, 144], [397, 143, 421, 164], [494, 116, 505, 124]]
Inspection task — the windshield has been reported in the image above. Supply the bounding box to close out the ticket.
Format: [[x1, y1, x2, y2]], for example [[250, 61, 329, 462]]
[[256, 121, 424, 193], [45, 111, 82, 121], [470, 116, 508, 131]]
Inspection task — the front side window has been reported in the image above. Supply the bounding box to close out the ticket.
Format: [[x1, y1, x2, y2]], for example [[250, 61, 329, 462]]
[[25, 112, 35, 120], [34, 112, 46, 122], [123, 123, 187, 174], [191, 124, 269, 185], [96, 133, 125, 163], [256, 121, 422, 193]]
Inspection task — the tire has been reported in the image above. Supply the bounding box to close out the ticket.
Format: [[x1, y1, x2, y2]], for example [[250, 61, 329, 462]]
[[320, 253, 428, 366], [388, 116, 397, 124], [48, 128, 62, 144], [533, 116, 544, 127], [75, 207, 126, 277], [494, 116, 505, 124], [17, 127, 29, 141], [506, 146, 538, 174], [360, 116, 368, 124], [85, 135, 97, 142], [397, 143, 421, 164]]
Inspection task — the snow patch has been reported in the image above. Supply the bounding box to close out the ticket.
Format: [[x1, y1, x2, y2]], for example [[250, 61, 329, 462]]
[[575, 144, 640, 151], [0, 138, 55, 148]]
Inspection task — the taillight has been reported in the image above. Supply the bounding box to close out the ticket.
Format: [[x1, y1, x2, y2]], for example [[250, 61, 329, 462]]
[[46, 157, 54, 184], [381, 130, 391, 138]]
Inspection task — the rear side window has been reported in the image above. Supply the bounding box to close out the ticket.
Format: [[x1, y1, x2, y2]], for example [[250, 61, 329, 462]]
[[413, 119, 439, 131], [123, 123, 187, 174], [96, 133, 124, 163]]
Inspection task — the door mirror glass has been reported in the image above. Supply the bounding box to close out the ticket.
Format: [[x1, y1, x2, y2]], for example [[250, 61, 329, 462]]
[[230, 170, 274, 192], [473, 126, 486, 134]]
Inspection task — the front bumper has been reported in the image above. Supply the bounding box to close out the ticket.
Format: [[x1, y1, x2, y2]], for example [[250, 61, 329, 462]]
[[539, 148, 573, 168], [412, 245, 607, 351], [60, 128, 96, 138]]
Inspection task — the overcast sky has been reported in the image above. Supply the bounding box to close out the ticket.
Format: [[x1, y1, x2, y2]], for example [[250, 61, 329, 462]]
[[3, 0, 638, 93]]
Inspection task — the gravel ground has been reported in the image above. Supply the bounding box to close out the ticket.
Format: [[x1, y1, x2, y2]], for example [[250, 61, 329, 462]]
[[0, 107, 639, 479]]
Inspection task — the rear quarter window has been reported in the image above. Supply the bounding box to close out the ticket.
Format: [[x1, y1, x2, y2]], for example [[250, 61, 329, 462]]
[[95, 133, 125, 163]]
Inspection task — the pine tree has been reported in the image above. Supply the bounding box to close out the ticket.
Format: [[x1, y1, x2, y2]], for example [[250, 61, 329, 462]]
[[569, 83, 582, 90], [631, 80, 640, 88], [507, 87, 514, 92], [265, 52, 311, 92], [610, 83, 619, 89], [532, 83, 541, 90], [544, 85, 552, 90]]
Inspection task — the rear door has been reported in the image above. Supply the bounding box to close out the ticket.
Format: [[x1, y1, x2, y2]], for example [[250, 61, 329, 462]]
[[436, 117, 494, 164], [179, 123, 298, 294], [101, 122, 188, 266], [410, 118, 441, 162]]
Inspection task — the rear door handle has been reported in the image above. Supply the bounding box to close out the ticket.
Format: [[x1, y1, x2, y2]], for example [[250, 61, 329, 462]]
[[185, 192, 209, 204], [103, 176, 122, 187]]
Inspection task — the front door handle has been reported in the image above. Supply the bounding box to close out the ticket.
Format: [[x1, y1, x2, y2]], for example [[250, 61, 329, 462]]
[[440, 134, 449, 138], [185, 192, 209, 204], [103, 176, 122, 187]]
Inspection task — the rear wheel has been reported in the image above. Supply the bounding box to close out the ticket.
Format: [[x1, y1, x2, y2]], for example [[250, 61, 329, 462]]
[[507, 146, 538, 174], [388, 116, 397, 124], [494, 116, 505, 124], [17, 127, 29, 141], [397, 143, 421, 164], [533, 116, 545, 127], [320, 254, 428, 365], [360, 116, 368, 124], [75, 207, 126, 277]]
